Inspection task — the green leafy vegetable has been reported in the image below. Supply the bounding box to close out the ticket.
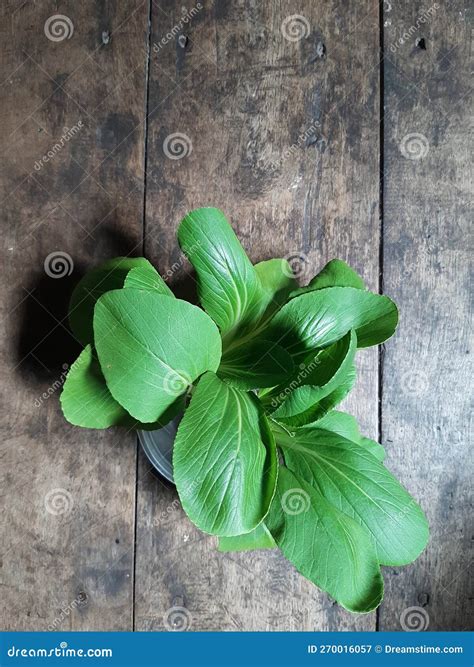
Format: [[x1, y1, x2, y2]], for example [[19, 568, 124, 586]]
[[276, 428, 429, 565], [264, 286, 398, 360], [218, 523, 276, 552], [293, 259, 365, 295], [266, 466, 384, 613], [267, 330, 357, 425], [218, 339, 294, 389], [178, 208, 264, 341], [60, 207, 427, 613], [307, 411, 385, 461], [60, 344, 134, 428], [254, 258, 297, 321], [69, 257, 150, 345], [61, 344, 185, 430], [173, 372, 277, 536], [124, 261, 174, 296], [94, 290, 221, 423]]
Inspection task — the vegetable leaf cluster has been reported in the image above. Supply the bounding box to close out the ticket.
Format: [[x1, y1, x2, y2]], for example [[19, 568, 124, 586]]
[[61, 207, 428, 613]]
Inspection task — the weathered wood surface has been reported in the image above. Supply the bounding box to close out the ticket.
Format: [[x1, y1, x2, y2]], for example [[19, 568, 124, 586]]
[[0, 0, 470, 633], [0, 0, 147, 630], [380, 1, 473, 631], [135, 0, 380, 631]]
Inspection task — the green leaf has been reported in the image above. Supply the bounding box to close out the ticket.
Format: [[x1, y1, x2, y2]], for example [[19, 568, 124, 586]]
[[268, 330, 356, 424], [124, 261, 174, 297], [177, 208, 264, 341], [277, 366, 356, 428], [218, 523, 276, 552], [254, 258, 297, 321], [218, 339, 294, 389], [60, 345, 133, 428], [138, 395, 186, 431], [60, 345, 185, 430], [266, 466, 383, 612], [173, 372, 278, 537], [306, 411, 385, 462], [69, 257, 150, 345], [276, 429, 429, 565], [264, 286, 398, 360], [359, 436, 385, 462], [305, 410, 361, 439], [94, 290, 221, 423], [293, 259, 365, 295]]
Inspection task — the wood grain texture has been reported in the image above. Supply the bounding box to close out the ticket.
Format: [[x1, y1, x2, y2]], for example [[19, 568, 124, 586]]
[[379, 0, 473, 630], [1, 0, 470, 633], [0, 0, 148, 630], [135, 0, 381, 631]]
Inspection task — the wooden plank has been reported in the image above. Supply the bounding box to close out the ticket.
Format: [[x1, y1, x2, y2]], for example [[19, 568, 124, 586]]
[[379, 0, 472, 630], [0, 0, 148, 629], [135, 0, 381, 630]]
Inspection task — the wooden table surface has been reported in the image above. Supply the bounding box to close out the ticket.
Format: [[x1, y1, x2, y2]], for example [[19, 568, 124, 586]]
[[1, 0, 471, 632]]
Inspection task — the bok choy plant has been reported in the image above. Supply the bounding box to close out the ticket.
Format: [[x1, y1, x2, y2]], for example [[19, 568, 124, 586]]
[[61, 207, 429, 613]]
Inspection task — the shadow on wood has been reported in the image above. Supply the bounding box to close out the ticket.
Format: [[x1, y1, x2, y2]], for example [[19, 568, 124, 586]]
[[14, 223, 147, 384]]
